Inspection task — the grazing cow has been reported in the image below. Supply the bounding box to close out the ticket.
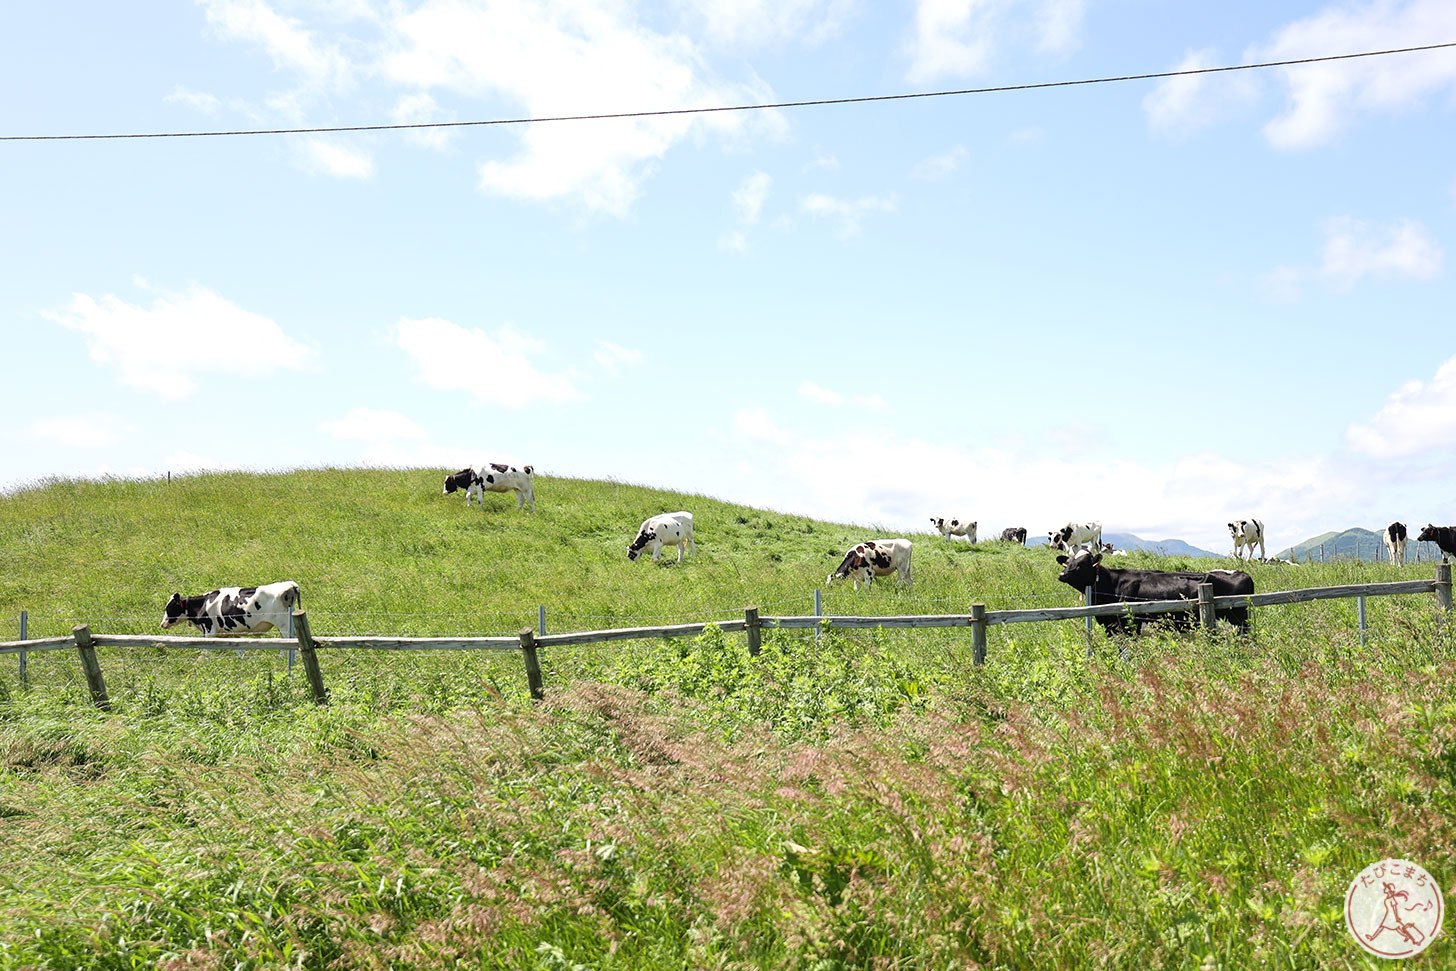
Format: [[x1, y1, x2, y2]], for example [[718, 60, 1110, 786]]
[[1417, 524, 1456, 562], [443, 463, 536, 510], [1048, 521, 1102, 553], [930, 517, 977, 542], [1055, 550, 1253, 635], [628, 512, 695, 563], [1228, 519, 1266, 561], [827, 538, 913, 590], [1384, 522, 1408, 566], [1000, 527, 1028, 545], [161, 580, 301, 637]]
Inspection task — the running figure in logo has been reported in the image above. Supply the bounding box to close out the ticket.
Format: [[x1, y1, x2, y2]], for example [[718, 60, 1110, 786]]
[[1366, 881, 1432, 949]]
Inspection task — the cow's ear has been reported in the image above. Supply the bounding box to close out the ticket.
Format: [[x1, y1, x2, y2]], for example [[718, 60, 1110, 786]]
[[1091, 554, 1103, 565], [1055, 555, 1068, 565]]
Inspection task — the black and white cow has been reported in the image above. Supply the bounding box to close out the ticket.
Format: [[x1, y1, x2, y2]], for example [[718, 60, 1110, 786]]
[[1048, 521, 1101, 553], [161, 580, 301, 636], [1384, 522, 1408, 566], [1228, 519, 1265, 561], [930, 516, 976, 542], [1417, 524, 1456, 562], [1055, 550, 1253, 635], [443, 463, 536, 510], [628, 512, 695, 563], [1000, 527, 1028, 545], [827, 538, 913, 590]]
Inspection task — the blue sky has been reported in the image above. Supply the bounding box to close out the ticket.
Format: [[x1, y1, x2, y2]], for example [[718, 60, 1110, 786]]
[[2, 0, 1454, 553]]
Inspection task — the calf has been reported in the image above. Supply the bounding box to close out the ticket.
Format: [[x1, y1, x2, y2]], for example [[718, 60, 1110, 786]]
[[828, 538, 913, 590], [1228, 519, 1265, 560], [1055, 550, 1253, 635], [1000, 526, 1028, 545], [1048, 521, 1101, 553], [1417, 524, 1456, 562], [628, 512, 695, 563], [1384, 521, 1408, 566], [161, 580, 301, 636], [930, 517, 976, 542], [443, 463, 536, 510]]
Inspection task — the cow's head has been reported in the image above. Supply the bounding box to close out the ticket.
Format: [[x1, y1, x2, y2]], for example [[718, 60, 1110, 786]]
[[930, 517, 944, 530], [827, 545, 870, 585], [443, 468, 476, 495], [1418, 524, 1439, 543], [161, 592, 186, 629], [1055, 549, 1102, 592], [627, 530, 652, 561]]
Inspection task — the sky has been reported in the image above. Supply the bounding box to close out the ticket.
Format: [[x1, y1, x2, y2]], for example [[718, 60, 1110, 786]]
[[2, 0, 1455, 554]]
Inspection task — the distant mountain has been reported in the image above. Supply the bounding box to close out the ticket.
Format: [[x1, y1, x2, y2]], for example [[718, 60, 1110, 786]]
[[1028, 531, 1221, 559], [1275, 527, 1444, 564]]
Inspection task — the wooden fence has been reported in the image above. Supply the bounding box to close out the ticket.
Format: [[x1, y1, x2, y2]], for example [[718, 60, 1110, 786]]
[[3, 564, 1451, 709]]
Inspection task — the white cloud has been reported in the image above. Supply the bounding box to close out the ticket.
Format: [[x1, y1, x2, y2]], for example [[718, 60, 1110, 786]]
[[319, 408, 428, 442], [395, 317, 586, 408], [732, 407, 793, 446], [1347, 356, 1456, 459], [164, 86, 222, 115], [594, 340, 643, 371], [28, 416, 127, 449], [677, 0, 853, 48], [1252, 0, 1456, 149], [733, 171, 772, 224], [801, 192, 898, 237], [1319, 216, 1443, 286], [799, 381, 888, 409], [910, 145, 968, 180], [42, 282, 313, 400], [1142, 48, 1258, 137], [905, 0, 1087, 83], [391, 92, 456, 151], [198, 0, 352, 89], [381, 0, 776, 216], [302, 137, 375, 179]]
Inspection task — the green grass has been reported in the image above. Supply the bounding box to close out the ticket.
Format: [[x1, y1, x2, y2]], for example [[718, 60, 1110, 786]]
[[2, 469, 1455, 969]]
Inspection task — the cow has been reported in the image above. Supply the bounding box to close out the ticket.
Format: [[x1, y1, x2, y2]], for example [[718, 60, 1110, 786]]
[[1228, 519, 1266, 561], [443, 463, 536, 510], [1048, 521, 1101, 553], [1384, 522, 1408, 566], [930, 517, 976, 543], [827, 538, 913, 590], [1417, 524, 1456, 562], [161, 580, 301, 637], [1055, 550, 1253, 635], [1000, 527, 1028, 545], [628, 512, 695, 563]]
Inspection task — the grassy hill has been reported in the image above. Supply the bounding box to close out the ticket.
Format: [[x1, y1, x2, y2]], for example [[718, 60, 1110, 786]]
[[1276, 526, 1446, 564], [3, 469, 1456, 969]]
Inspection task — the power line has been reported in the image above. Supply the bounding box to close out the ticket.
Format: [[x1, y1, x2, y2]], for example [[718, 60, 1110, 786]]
[[5, 40, 1455, 143]]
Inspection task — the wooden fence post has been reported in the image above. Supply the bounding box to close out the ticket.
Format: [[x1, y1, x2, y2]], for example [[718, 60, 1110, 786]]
[[1436, 562, 1452, 614], [1197, 583, 1216, 630], [292, 611, 329, 706], [970, 603, 987, 666], [72, 625, 111, 711], [519, 627, 545, 701], [745, 606, 762, 657], [18, 611, 27, 687]]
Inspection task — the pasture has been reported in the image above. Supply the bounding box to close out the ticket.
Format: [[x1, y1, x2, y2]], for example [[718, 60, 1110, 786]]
[[2, 469, 1454, 969]]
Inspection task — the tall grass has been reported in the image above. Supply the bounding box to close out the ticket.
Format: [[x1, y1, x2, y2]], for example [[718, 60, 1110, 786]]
[[2, 469, 1454, 968]]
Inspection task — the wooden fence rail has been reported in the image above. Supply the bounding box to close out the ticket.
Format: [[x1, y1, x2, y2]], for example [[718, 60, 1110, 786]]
[[3, 564, 1451, 710]]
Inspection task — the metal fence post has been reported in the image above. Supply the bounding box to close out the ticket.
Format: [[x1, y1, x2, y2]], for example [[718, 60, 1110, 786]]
[[18, 611, 27, 686], [1357, 595, 1367, 646], [813, 589, 822, 645], [538, 605, 547, 638], [1084, 585, 1094, 658]]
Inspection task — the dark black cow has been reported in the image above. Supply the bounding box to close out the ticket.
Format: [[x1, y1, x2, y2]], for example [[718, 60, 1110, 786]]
[[1417, 524, 1456, 561], [1055, 549, 1254, 635], [1000, 526, 1028, 545]]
